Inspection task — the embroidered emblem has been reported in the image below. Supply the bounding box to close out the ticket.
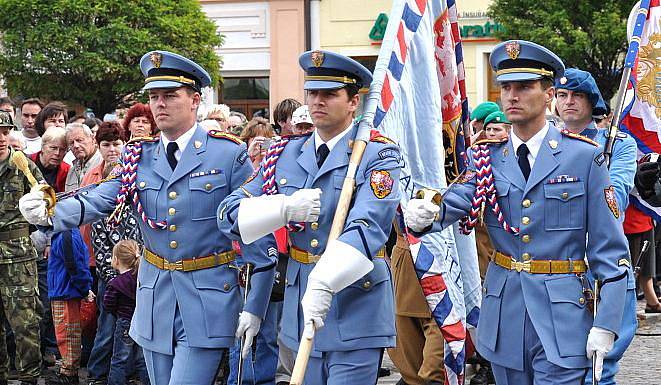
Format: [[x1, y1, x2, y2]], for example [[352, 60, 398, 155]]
[[594, 152, 606, 166], [549, 139, 558, 149], [618, 258, 631, 267], [378, 148, 402, 163], [370, 170, 394, 199], [311, 51, 325, 67], [150, 52, 163, 68], [237, 150, 249, 165], [505, 41, 520, 60], [604, 186, 620, 219], [456, 170, 477, 184]]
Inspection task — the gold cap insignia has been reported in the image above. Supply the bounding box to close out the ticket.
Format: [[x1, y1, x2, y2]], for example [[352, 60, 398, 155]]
[[150, 52, 163, 68], [194, 140, 202, 149], [560, 77, 567, 85], [505, 41, 521, 60], [311, 51, 325, 68], [549, 140, 558, 149]]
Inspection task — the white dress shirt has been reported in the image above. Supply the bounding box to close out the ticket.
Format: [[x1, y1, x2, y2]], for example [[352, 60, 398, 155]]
[[510, 122, 550, 169], [161, 123, 197, 161]]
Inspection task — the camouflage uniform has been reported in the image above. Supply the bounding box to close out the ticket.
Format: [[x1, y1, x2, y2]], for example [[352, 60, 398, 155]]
[[0, 148, 42, 382]]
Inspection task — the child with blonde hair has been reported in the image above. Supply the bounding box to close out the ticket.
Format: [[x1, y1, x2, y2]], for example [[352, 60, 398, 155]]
[[104, 240, 150, 385]]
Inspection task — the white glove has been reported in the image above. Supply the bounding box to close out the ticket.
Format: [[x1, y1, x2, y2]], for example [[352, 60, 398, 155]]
[[404, 198, 440, 232], [235, 311, 262, 359], [586, 326, 615, 381], [19, 191, 50, 226], [301, 240, 374, 333], [29, 230, 50, 253], [238, 188, 321, 244]]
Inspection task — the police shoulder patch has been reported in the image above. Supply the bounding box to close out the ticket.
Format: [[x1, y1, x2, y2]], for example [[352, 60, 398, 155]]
[[369, 129, 395, 144], [561, 130, 599, 146], [604, 185, 620, 219], [237, 149, 249, 165], [471, 138, 507, 148], [208, 130, 242, 144], [369, 170, 394, 199]]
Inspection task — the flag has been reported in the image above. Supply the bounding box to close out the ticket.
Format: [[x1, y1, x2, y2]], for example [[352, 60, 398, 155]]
[[362, 0, 481, 383], [618, 0, 661, 218]]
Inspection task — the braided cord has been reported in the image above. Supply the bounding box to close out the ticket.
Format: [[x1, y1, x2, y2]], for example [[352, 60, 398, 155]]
[[459, 144, 519, 235], [260, 137, 305, 232]]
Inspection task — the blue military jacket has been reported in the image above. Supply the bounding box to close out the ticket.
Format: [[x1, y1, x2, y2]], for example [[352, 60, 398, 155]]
[[427, 124, 629, 370], [51, 126, 276, 354], [218, 124, 401, 356]]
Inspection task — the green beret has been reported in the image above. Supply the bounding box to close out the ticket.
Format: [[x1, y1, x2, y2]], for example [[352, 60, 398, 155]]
[[484, 111, 511, 127], [470, 102, 500, 121]]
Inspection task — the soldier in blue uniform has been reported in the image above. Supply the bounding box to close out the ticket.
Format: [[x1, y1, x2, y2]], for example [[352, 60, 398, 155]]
[[554, 68, 638, 385], [19, 51, 277, 385], [405, 41, 629, 385], [217, 50, 401, 385]]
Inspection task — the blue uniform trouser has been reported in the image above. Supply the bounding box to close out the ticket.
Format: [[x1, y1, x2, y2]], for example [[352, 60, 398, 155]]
[[491, 312, 587, 385], [142, 307, 224, 385], [228, 301, 282, 385], [584, 288, 637, 385], [87, 279, 117, 380], [302, 348, 381, 385]]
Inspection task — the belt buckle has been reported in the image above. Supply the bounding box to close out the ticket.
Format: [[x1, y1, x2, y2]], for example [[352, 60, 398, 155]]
[[511, 258, 531, 273], [308, 254, 321, 263], [164, 260, 183, 271]]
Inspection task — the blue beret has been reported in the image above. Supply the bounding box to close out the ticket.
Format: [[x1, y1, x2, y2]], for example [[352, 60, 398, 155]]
[[299, 50, 372, 91], [555, 68, 607, 116], [470, 102, 500, 121], [140, 51, 211, 92], [489, 40, 565, 82]]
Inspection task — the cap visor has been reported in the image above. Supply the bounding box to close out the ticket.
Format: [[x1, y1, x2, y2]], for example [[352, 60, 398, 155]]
[[303, 80, 346, 91], [142, 80, 189, 91], [496, 72, 543, 83]]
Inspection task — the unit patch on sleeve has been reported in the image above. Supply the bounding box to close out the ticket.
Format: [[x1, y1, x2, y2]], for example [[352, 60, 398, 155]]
[[370, 170, 394, 199], [604, 186, 620, 219]]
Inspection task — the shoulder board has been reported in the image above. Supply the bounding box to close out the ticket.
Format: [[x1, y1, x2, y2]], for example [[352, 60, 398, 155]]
[[208, 130, 242, 144], [472, 138, 508, 148], [281, 132, 312, 140], [561, 130, 599, 146], [369, 129, 395, 144], [126, 135, 159, 145]]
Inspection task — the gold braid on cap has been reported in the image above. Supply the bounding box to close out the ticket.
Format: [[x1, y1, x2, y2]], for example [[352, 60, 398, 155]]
[[304, 75, 357, 84], [495, 67, 554, 77], [145, 75, 196, 86]]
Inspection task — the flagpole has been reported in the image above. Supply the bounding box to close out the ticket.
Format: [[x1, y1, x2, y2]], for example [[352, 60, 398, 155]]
[[604, 0, 651, 167]]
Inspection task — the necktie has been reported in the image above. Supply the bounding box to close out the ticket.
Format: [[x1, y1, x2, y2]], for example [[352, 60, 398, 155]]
[[517, 143, 531, 181], [166, 142, 178, 170], [317, 143, 330, 168]]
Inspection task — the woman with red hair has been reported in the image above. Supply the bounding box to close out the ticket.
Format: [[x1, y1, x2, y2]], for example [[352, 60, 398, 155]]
[[122, 103, 156, 139]]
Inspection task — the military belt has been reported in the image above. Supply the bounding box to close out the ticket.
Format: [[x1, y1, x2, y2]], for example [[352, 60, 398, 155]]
[[0, 226, 30, 242], [493, 251, 586, 274], [144, 248, 236, 272], [290, 245, 385, 264]]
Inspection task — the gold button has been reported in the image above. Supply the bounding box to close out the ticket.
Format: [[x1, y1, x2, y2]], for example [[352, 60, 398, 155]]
[[561, 192, 569, 199], [139, 181, 146, 188], [579, 297, 585, 304], [205, 183, 212, 191], [310, 239, 319, 248], [223, 283, 231, 291], [168, 207, 176, 216], [279, 178, 287, 185], [169, 241, 178, 249], [521, 216, 530, 225], [169, 191, 177, 199], [522, 199, 531, 208], [362, 281, 372, 289], [310, 222, 319, 230], [169, 225, 177, 232], [522, 234, 531, 243], [522, 253, 531, 261]]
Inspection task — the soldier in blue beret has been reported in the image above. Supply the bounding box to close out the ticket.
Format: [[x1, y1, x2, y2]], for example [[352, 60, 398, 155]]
[[405, 40, 629, 384], [218, 49, 402, 384], [555, 68, 638, 385], [19, 51, 277, 384]]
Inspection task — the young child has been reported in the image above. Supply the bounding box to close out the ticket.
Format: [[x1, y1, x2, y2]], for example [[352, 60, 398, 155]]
[[48, 228, 95, 384], [104, 240, 150, 385]]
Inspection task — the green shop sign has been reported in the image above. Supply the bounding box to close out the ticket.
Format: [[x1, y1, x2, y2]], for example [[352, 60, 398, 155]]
[[369, 13, 504, 41]]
